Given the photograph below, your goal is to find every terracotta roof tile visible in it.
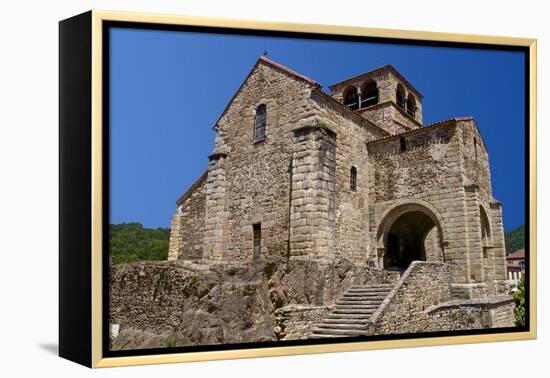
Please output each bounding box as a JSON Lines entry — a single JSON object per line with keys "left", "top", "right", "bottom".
{"left": 366, "top": 116, "right": 476, "bottom": 145}
{"left": 507, "top": 249, "right": 525, "bottom": 260}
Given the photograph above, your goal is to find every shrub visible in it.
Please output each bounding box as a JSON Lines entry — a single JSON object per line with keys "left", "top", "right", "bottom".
{"left": 513, "top": 275, "right": 526, "bottom": 327}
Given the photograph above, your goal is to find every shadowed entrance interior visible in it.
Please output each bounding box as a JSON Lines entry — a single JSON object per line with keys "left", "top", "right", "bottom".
{"left": 384, "top": 211, "right": 436, "bottom": 270}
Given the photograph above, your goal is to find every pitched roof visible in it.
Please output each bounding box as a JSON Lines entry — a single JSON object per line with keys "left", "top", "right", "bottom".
{"left": 212, "top": 56, "right": 320, "bottom": 130}
{"left": 507, "top": 249, "right": 525, "bottom": 260}
{"left": 366, "top": 116, "right": 474, "bottom": 145}
{"left": 176, "top": 170, "right": 208, "bottom": 206}
{"left": 329, "top": 64, "right": 423, "bottom": 99}
{"left": 259, "top": 55, "right": 320, "bottom": 87}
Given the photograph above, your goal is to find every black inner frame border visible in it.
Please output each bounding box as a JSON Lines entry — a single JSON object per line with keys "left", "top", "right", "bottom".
{"left": 102, "top": 20, "right": 531, "bottom": 359}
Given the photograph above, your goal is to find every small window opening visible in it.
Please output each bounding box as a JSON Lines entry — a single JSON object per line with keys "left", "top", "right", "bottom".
{"left": 350, "top": 166, "right": 357, "bottom": 191}
{"left": 474, "top": 138, "right": 478, "bottom": 163}
{"left": 253, "top": 223, "right": 262, "bottom": 260}
{"left": 254, "top": 104, "right": 266, "bottom": 142}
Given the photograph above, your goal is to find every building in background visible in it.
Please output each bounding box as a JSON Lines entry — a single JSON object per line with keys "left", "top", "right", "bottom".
{"left": 507, "top": 248, "right": 525, "bottom": 287}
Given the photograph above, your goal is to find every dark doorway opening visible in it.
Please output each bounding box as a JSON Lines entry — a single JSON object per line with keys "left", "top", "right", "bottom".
{"left": 384, "top": 211, "right": 436, "bottom": 271}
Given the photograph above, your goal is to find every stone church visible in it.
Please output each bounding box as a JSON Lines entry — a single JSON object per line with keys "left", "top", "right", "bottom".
{"left": 162, "top": 55, "right": 514, "bottom": 338}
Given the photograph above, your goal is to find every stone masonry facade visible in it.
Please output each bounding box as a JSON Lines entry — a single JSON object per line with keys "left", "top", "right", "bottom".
{"left": 154, "top": 55, "right": 515, "bottom": 343}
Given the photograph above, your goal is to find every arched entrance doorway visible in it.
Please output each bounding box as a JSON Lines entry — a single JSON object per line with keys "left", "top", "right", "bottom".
{"left": 377, "top": 203, "right": 444, "bottom": 272}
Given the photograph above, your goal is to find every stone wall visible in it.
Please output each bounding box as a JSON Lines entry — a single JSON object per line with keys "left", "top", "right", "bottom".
{"left": 289, "top": 121, "right": 337, "bottom": 261}
{"left": 425, "top": 296, "right": 515, "bottom": 330}
{"left": 384, "top": 70, "right": 423, "bottom": 125}
{"left": 367, "top": 120, "right": 507, "bottom": 298}
{"left": 306, "top": 90, "right": 385, "bottom": 265}
{"left": 368, "top": 123, "right": 460, "bottom": 204}
{"left": 204, "top": 60, "right": 316, "bottom": 262}
{"left": 359, "top": 101, "right": 421, "bottom": 134}
{"left": 168, "top": 172, "right": 207, "bottom": 261}
{"left": 460, "top": 119, "right": 508, "bottom": 294}
{"left": 368, "top": 123, "right": 465, "bottom": 276}
{"left": 366, "top": 261, "right": 452, "bottom": 335}
{"left": 274, "top": 305, "right": 331, "bottom": 340}
{"left": 200, "top": 57, "right": 392, "bottom": 264}
{"left": 110, "top": 258, "right": 399, "bottom": 349}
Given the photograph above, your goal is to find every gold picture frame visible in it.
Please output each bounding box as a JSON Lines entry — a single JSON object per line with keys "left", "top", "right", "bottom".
{"left": 59, "top": 9, "right": 537, "bottom": 368}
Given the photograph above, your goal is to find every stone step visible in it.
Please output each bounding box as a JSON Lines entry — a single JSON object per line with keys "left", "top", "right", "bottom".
{"left": 343, "top": 291, "right": 391, "bottom": 297}
{"left": 339, "top": 297, "right": 386, "bottom": 303}
{"left": 309, "top": 333, "right": 345, "bottom": 338}
{"left": 325, "top": 314, "right": 372, "bottom": 320}
{"left": 310, "top": 283, "right": 395, "bottom": 339}
{"left": 336, "top": 299, "right": 382, "bottom": 306}
{"left": 348, "top": 286, "right": 393, "bottom": 290}
{"left": 335, "top": 305, "right": 378, "bottom": 311}
{"left": 350, "top": 284, "right": 395, "bottom": 289}
{"left": 343, "top": 292, "right": 389, "bottom": 296}
{"left": 343, "top": 294, "right": 389, "bottom": 299}
{"left": 339, "top": 295, "right": 386, "bottom": 300}
{"left": 311, "top": 328, "right": 366, "bottom": 336}
{"left": 333, "top": 309, "right": 378, "bottom": 314}
{"left": 317, "top": 323, "right": 366, "bottom": 330}
{"left": 322, "top": 318, "right": 370, "bottom": 325}
{"left": 337, "top": 301, "right": 381, "bottom": 306}
{"left": 350, "top": 285, "right": 394, "bottom": 290}
{"left": 345, "top": 289, "right": 390, "bottom": 293}
{"left": 346, "top": 290, "right": 391, "bottom": 295}
{"left": 343, "top": 291, "right": 390, "bottom": 297}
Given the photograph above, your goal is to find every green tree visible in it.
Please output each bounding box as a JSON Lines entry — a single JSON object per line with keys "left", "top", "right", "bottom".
{"left": 505, "top": 225, "right": 525, "bottom": 254}
{"left": 513, "top": 274, "right": 526, "bottom": 327}
{"left": 109, "top": 223, "right": 170, "bottom": 264}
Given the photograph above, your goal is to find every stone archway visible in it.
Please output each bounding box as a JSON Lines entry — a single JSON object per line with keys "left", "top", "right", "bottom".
{"left": 376, "top": 202, "right": 444, "bottom": 271}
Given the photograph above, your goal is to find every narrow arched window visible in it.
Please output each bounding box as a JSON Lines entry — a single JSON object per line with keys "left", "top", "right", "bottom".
{"left": 396, "top": 84, "right": 405, "bottom": 109}
{"left": 480, "top": 206, "right": 492, "bottom": 259}
{"left": 406, "top": 94, "right": 416, "bottom": 117}
{"left": 254, "top": 104, "right": 267, "bottom": 142}
{"left": 361, "top": 80, "right": 379, "bottom": 108}
{"left": 343, "top": 87, "right": 359, "bottom": 110}
{"left": 350, "top": 166, "right": 357, "bottom": 191}
{"left": 474, "top": 138, "right": 478, "bottom": 163}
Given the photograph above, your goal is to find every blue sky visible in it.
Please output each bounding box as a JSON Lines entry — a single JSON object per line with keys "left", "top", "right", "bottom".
{"left": 109, "top": 27, "right": 525, "bottom": 231}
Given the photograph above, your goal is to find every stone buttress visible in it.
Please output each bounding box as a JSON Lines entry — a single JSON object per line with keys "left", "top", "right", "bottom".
{"left": 202, "top": 148, "right": 229, "bottom": 261}
{"left": 289, "top": 117, "right": 337, "bottom": 264}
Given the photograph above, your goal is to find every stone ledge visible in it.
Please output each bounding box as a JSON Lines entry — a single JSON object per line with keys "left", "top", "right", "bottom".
{"left": 292, "top": 115, "right": 337, "bottom": 135}
{"left": 425, "top": 295, "right": 513, "bottom": 314}
{"left": 368, "top": 261, "right": 448, "bottom": 326}
{"left": 208, "top": 146, "right": 229, "bottom": 160}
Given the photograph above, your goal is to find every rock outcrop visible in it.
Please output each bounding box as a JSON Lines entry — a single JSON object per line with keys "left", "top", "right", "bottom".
{"left": 109, "top": 258, "right": 399, "bottom": 350}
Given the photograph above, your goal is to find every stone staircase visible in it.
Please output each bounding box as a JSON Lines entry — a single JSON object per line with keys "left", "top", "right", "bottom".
{"left": 311, "top": 283, "right": 394, "bottom": 338}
